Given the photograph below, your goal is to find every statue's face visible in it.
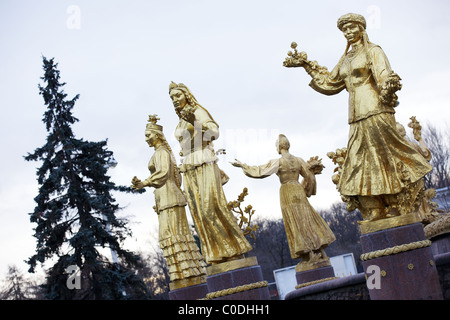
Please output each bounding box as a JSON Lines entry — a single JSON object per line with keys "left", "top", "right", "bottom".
{"left": 145, "top": 130, "right": 158, "bottom": 147}
{"left": 169, "top": 89, "right": 187, "bottom": 114}
{"left": 342, "top": 22, "right": 362, "bottom": 44}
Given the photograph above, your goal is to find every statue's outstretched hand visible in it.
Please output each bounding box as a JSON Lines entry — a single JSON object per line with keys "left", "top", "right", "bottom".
{"left": 283, "top": 42, "right": 308, "bottom": 68}
{"left": 230, "top": 159, "right": 244, "bottom": 168}
{"left": 131, "top": 176, "right": 145, "bottom": 190}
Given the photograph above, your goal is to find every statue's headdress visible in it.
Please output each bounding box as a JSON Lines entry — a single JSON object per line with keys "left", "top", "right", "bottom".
{"left": 337, "top": 13, "right": 366, "bottom": 31}
{"left": 146, "top": 114, "right": 163, "bottom": 132}
{"left": 277, "top": 134, "right": 290, "bottom": 151}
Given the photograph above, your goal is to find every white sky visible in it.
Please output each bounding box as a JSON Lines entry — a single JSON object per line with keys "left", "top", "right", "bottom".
{"left": 1, "top": 0, "right": 450, "bottom": 279}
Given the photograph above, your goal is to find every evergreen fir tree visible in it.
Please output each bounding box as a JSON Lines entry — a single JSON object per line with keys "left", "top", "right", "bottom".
{"left": 25, "top": 56, "right": 149, "bottom": 299}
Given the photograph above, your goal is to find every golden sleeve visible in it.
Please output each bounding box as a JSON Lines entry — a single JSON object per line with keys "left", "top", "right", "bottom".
{"left": 241, "top": 159, "right": 280, "bottom": 179}
{"left": 308, "top": 55, "right": 347, "bottom": 96}
{"left": 194, "top": 107, "right": 220, "bottom": 142}
{"left": 144, "top": 150, "right": 170, "bottom": 188}
{"left": 369, "top": 45, "right": 393, "bottom": 88}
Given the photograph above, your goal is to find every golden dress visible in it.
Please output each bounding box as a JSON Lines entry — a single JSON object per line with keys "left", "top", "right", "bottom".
{"left": 308, "top": 43, "right": 432, "bottom": 197}
{"left": 144, "top": 145, "right": 206, "bottom": 281}
{"left": 240, "top": 156, "right": 335, "bottom": 259}
{"left": 175, "top": 106, "right": 252, "bottom": 264}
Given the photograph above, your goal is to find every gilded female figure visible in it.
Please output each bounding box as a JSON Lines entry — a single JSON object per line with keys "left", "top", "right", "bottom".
{"left": 231, "top": 134, "right": 335, "bottom": 271}
{"left": 169, "top": 82, "right": 252, "bottom": 265}
{"left": 131, "top": 115, "right": 206, "bottom": 287}
{"left": 284, "top": 13, "right": 432, "bottom": 222}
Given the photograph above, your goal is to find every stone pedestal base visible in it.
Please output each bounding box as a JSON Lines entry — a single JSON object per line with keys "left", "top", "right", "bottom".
{"left": 430, "top": 233, "right": 450, "bottom": 256}
{"left": 285, "top": 273, "right": 369, "bottom": 300}
{"left": 169, "top": 282, "right": 209, "bottom": 300}
{"left": 360, "top": 222, "right": 443, "bottom": 300}
{"left": 435, "top": 252, "right": 450, "bottom": 300}
{"left": 295, "top": 265, "right": 336, "bottom": 289}
{"left": 424, "top": 213, "right": 450, "bottom": 255}
{"left": 204, "top": 257, "right": 270, "bottom": 300}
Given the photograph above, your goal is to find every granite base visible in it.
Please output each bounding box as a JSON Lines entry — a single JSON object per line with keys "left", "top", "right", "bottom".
{"left": 360, "top": 222, "right": 443, "bottom": 300}
{"left": 295, "top": 265, "right": 336, "bottom": 288}
{"left": 206, "top": 264, "right": 270, "bottom": 300}
{"left": 169, "top": 282, "right": 209, "bottom": 300}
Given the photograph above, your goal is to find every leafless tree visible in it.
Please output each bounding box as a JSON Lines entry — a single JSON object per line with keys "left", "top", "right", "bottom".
{"left": 421, "top": 123, "right": 450, "bottom": 189}
{"left": 134, "top": 247, "right": 170, "bottom": 300}
{"left": 0, "top": 265, "right": 44, "bottom": 300}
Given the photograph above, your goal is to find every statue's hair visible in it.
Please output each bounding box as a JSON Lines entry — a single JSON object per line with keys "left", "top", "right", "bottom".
{"left": 277, "top": 134, "right": 290, "bottom": 151}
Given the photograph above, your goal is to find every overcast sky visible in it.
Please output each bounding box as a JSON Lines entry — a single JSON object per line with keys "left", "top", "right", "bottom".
{"left": 1, "top": 0, "right": 450, "bottom": 279}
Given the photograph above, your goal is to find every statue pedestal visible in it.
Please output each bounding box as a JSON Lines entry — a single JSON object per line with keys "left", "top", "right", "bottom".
{"left": 295, "top": 264, "right": 336, "bottom": 289}
{"left": 360, "top": 219, "right": 443, "bottom": 300}
{"left": 430, "top": 233, "right": 450, "bottom": 256}
{"left": 285, "top": 273, "right": 369, "bottom": 300}
{"left": 203, "top": 256, "right": 270, "bottom": 300}
{"left": 424, "top": 213, "right": 450, "bottom": 255}
{"left": 169, "top": 276, "right": 209, "bottom": 300}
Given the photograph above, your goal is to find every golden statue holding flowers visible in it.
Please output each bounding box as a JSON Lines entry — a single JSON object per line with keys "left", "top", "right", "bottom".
{"left": 284, "top": 13, "right": 432, "bottom": 231}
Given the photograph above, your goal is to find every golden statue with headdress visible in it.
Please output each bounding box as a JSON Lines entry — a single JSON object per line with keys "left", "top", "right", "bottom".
{"left": 284, "top": 13, "right": 433, "bottom": 231}
{"left": 131, "top": 115, "right": 207, "bottom": 289}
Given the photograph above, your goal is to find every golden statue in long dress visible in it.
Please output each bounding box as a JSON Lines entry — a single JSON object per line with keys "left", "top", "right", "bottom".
{"left": 231, "top": 134, "right": 336, "bottom": 271}
{"left": 169, "top": 82, "right": 252, "bottom": 265}
{"left": 131, "top": 115, "right": 206, "bottom": 289}
{"left": 283, "top": 13, "right": 432, "bottom": 229}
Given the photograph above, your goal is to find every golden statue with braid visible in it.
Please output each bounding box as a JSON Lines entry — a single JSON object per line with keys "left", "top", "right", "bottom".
{"left": 284, "top": 13, "right": 432, "bottom": 229}
{"left": 131, "top": 115, "right": 206, "bottom": 289}
{"left": 169, "top": 82, "right": 252, "bottom": 265}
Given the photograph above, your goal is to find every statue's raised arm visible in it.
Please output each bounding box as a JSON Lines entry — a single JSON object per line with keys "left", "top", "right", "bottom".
{"left": 283, "top": 41, "right": 347, "bottom": 96}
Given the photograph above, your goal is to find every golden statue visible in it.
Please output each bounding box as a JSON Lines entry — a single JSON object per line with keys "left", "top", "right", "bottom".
{"left": 131, "top": 115, "right": 206, "bottom": 289}
{"left": 169, "top": 82, "right": 252, "bottom": 265}
{"left": 284, "top": 13, "right": 432, "bottom": 228}
{"left": 231, "top": 134, "right": 336, "bottom": 272}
